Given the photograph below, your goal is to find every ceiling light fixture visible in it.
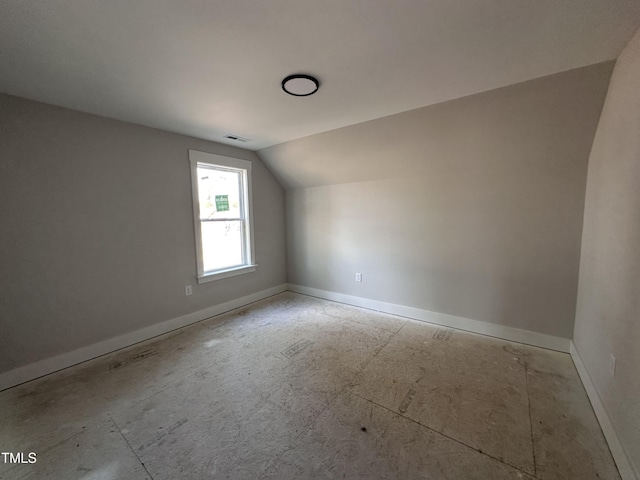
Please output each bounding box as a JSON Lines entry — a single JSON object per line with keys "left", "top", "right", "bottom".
{"left": 281, "top": 74, "right": 319, "bottom": 97}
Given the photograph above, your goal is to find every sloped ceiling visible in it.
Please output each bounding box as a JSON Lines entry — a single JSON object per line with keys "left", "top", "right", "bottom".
{"left": 1, "top": 1, "right": 639, "bottom": 153}
{"left": 259, "top": 62, "right": 615, "bottom": 189}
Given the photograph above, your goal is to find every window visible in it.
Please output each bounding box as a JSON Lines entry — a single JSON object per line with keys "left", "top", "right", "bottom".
{"left": 189, "top": 150, "right": 256, "bottom": 283}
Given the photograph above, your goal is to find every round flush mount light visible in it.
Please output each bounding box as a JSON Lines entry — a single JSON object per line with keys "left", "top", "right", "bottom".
{"left": 281, "top": 74, "right": 319, "bottom": 96}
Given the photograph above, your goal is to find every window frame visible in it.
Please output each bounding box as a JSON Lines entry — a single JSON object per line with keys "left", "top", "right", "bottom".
{"left": 189, "top": 150, "right": 256, "bottom": 283}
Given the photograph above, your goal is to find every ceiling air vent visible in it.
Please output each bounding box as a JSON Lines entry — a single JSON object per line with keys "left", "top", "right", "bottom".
{"left": 224, "top": 134, "right": 251, "bottom": 143}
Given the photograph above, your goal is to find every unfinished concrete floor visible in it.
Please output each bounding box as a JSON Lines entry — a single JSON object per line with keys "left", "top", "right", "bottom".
{"left": 0, "top": 292, "right": 619, "bottom": 479}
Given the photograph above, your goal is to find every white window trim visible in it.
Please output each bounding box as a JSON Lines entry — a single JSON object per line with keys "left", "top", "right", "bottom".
{"left": 189, "top": 150, "right": 257, "bottom": 284}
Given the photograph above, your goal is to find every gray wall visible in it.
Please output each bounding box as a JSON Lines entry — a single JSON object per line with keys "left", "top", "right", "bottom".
{"left": 574, "top": 28, "right": 640, "bottom": 476}
{"left": 0, "top": 94, "right": 286, "bottom": 374}
{"left": 268, "top": 62, "right": 614, "bottom": 339}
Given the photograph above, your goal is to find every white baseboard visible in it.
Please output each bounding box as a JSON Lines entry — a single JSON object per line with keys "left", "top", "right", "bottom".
{"left": 0, "top": 283, "right": 288, "bottom": 392}
{"left": 287, "top": 284, "right": 570, "bottom": 352}
{"left": 570, "top": 342, "right": 638, "bottom": 480}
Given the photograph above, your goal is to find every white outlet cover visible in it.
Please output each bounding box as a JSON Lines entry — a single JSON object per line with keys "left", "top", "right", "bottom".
{"left": 610, "top": 354, "right": 616, "bottom": 378}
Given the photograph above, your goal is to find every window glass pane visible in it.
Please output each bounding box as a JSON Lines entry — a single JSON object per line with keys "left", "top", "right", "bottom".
{"left": 201, "top": 221, "right": 244, "bottom": 272}
{"left": 196, "top": 166, "right": 242, "bottom": 220}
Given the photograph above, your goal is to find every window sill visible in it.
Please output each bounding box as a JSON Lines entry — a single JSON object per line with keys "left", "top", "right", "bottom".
{"left": 197, "top": 264, "right": 257, "bottom": 284}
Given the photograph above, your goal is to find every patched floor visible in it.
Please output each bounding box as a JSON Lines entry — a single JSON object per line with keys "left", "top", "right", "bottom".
{"left": 0, "top": 292, "right": 620, "bottom": 479}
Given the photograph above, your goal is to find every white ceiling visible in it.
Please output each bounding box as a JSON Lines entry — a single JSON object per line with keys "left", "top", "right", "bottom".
{"left": 1, "top": 1, "right": 640, "bottom": 151}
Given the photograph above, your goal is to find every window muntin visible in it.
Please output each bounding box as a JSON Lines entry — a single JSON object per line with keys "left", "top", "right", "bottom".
{"left": 189, "top": 150, "right": 255, "bottom": 283}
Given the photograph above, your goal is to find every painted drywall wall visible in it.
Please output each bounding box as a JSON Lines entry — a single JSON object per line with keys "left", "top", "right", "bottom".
{"left": 276, "top": 62, "right": 613, "bottom": 338}
{"left": 0, "top": 94, "right": 286, "bottom": 374}
{"left": 574, "top": 28, "right": 640, "bottom": 478}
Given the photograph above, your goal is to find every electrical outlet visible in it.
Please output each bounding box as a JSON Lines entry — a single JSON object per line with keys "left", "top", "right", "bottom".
{"left": 185, "top": 285, "right": 193, "bottom": 296}
{"left": 355, "top": 273, "right": 362, "bottom": 282}
{"left": 610, "top": 354, "right": 616, "bottom": 378}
